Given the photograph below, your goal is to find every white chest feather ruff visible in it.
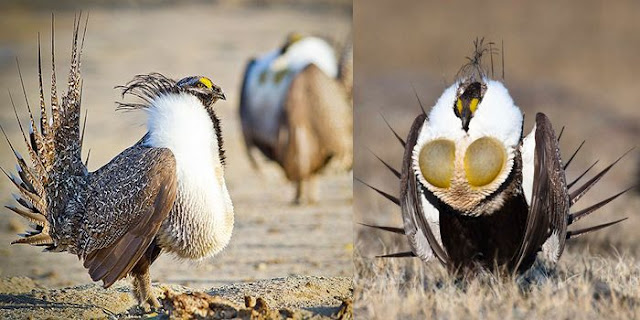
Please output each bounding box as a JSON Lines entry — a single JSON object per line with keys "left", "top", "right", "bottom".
{"left": 145, "top": 93, "right": 234, "bottom": 259}
{"left": 412, "top": 80, "right": 524, "bottom": 214}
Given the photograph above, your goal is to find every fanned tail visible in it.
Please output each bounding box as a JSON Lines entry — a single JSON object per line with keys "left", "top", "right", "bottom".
{"left": 3, "top": 14, "right": 89, "bottom": 250}
{"left": 355, "top": 177, "right": 400, "bottom": 206}
{"left": 53, "top": 13, "right": 87, "bottom": 176}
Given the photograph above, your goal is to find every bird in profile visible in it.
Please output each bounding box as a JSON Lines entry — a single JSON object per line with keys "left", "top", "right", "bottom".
{"left": 239, "top": 32, "right": 353, "bottom": 204}
{"left": 2, "top": 16, "right": 233, "bottom": 308}
{"left": 361, "top": 39, "right": 632, "bottom": 274}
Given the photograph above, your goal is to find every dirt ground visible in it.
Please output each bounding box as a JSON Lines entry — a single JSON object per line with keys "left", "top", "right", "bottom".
{"left": 354, "top": 0, "right": 640, "bottom": 318}
{"left": 0, "top": 2, "right": 353, "bottom": 318}
{"left": 0, "top": 275, "right": 353, "bottom": 319}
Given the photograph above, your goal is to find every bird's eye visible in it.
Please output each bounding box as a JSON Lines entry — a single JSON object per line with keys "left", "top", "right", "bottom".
{"left": 464, "top": 137, "right": 506, "bottom": 187}
{"left": 418, "top": 139, "right": 456, "bottom": 188}
{"left": 469, "top": 98, "right": 479, "bottom": 113}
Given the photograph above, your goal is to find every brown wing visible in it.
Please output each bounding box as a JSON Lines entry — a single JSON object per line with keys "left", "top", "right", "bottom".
{"left": 514, "top": 113, "right": 569, "bottom": 269}
{"left": 401, "top": 113, "right": 450, "bottom": 266}
{"left": 81, "top": 144, "right": 177, "bottom": 288}
{"left": 280, "top": 64, "right": 353, "bottom": 177}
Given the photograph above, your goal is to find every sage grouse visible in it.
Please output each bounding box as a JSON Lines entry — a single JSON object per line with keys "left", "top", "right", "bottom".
{"left": 361, "top": 39, "right": 631, "bottom": 274}
{"left": 239, "top": 33, "right": 353, "bottom": 204}
{"left": 2, "top": 18, "right": 233, "bottom": 308}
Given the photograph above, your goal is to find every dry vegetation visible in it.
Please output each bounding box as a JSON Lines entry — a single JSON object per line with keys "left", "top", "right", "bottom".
{"left": 354, "top": 251, "right": 640, "bottom": 319}
{"left": 354, "top": 0, "right": 640, "bottom": 318}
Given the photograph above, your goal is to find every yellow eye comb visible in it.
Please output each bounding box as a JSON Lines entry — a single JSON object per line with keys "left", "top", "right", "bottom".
{"left": 199, "top": 77, "right": 213, "bottom": 89}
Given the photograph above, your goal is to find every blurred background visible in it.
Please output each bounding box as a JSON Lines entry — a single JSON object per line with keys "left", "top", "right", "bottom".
{"left": 354, "top": 0, "right": 640, "bottom": 259}
{"left": 0, "top": 0, "right": 352, "bottom": 289}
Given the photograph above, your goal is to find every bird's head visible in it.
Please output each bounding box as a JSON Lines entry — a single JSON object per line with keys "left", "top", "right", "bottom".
{"left": 453, "top": 80, "right": 486, "bottom": 131}
{"left": 176, "top": 76, "right": 226, "bottom": 107}
{"left": 280, "top": 32, "right": 305, "bottom": 53}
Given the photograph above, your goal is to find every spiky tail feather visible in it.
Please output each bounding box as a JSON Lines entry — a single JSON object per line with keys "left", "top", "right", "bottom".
{"left": 3, "top": 14, "right": 89, "bottom": 250}
{"left": 564, "top": 147, "right": 633, "bottom": 239}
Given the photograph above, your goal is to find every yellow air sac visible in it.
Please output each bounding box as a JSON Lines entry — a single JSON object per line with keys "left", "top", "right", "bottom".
{"left": 419, "top": 139, "right": 456, "bottom": 188}
{"left": 464, "top": 137, "right": 506, "bottom": 187}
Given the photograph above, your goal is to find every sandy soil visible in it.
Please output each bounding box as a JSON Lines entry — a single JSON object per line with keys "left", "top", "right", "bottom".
{"left": 0, "top": 276, "right": 353, "bottom": 319}
{"left": 0, "top": 275, "right": 352, "bottom": 319}
{"left": 0, "top": 2, "right": 353, "bottom": 318}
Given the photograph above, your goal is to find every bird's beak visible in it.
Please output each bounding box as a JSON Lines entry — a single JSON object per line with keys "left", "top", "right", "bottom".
{"left": 216, "top": 90, "right": 227, "bottom": 101}
{"left": 460, "top": 105, "right": 472, "bottom": 131}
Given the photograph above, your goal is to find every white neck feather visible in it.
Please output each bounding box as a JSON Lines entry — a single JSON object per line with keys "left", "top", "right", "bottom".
{"left": 143, "top": 92, "right": 234, "bottom": 259}
{"left": 468, "top": 80, "right": 523, "bottom": 148}
{"left": 425, "top": 80, "right": 523, "bottom": 147}
{"left": 282, "top": 37, "right": 338, "bottom": 78}
{"left": 144, "top": 93, "right": 222, "bottom": 167}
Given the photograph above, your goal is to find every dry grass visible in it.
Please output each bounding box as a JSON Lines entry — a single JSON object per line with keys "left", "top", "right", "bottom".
{"left": 354, "top": 251, "right": 640, "bottom": 319}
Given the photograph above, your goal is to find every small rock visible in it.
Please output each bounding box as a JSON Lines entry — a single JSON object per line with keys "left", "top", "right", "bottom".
{"left": 41, "top": 270, "right": 59, "bottom": 280}
{"left": 279, "top": 308, "right": 296, "bottom": 319}
{"left": 244, "top": 295, "right": 256, "bottom": 308}
{"left": 333, "top": 297, "right": 353, "bottom": 320}
{"left": 201, "top": 263, "right": 215, "bottom": 272}
{"left": 30, "top": 267, "right": 43, "bottom": 277}
{"left": 593, "top": 280, "right": 612, "bottom": 301}
{"left": 254, "top": 297, "right": 270, "bottom": 313}
{"left": 161, "top": 288, "right": 240, "bottom": 319}
{"left": 267, "top": 227, "right": 281, "bottom": 234}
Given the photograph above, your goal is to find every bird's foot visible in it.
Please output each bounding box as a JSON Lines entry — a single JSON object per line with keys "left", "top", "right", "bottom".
{"left": 146, "top": 295, "right": 161, "bottom": 311}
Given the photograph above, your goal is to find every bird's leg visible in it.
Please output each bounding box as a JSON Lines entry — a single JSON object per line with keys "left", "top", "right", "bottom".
{"left": 292, "top": 178, "right": 318, "bottom": 205}
{"left": 132, "top": 267, "right": 160, "bottom": 311}
{"left": 306, "top": 176, "right": 318, "bottom": 205}
{"left": 244, "top": 144, "right": 262, "bottom": 174}
{"left": 293, "top": 180, "right": 303, "bottom": 205}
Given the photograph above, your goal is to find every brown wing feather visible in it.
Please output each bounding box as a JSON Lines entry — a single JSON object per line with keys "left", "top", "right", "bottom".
{"left": 82, "top": 145, "right": 177, "bottom": 288}
{"left": 401, "top": 113, "right": 450, "bottom": 265}
{"left": 515, "top": 113, "right": 569, "bottom": 269}
{"left": 279, "top": 64, "right": 352, "bottom": 180}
